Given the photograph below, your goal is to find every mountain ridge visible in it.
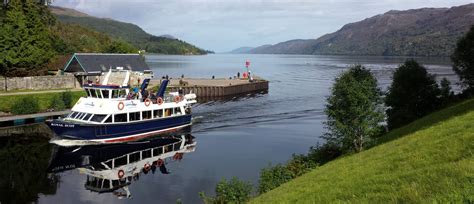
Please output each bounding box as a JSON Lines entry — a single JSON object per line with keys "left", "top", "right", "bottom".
{"left": 247, "top": 3, "right": 474, "bottom": 57}
{"left": 49, "top": 6, "right": 211, "bottom": 55}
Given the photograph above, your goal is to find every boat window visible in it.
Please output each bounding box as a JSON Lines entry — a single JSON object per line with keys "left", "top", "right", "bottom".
{"left": 75, "top": 112, "right": 85, "bottom": 119}
{"left": 153, "top": 147, "right": 163, "bottom": 156}
{"left": 85, "top": 114, "right": 94, "bottom": 121}
{"left": 165, "top": 109, "right": 173, "bottom": 117}
{"left": 104, "top": 115, "right": 112, "bottom": 123}
{"left": 105, "top": 160, "right": 113, "bottom": 168}
{"left": 114, "top": 155, "right": 128, "bottom": 167}
{"left": 96, "top": 89, "right": 103, "bottom": 98}
{"left": 153, "top": 109, "right": 163, "bottom": 118}
{"left": 164, "top": 145, "right": 171, "bottom": 153}
{"left": 114, "top": 114, "right": 127, "bottom": 123}
{"left": 142, "top": 149, "right": 151, "bottom": 159}
{"left": 90, "top": 114, "right": 107, "bottom": 123}
{"left": 173, "top": 143, "right": 180, "bottom": 150}
{"left": 142, "top": 111, "right": 152, "bottom": 120}
{"left": 103, "top": 180, "right": 110, "bottom": 189}
{"left": 69, "top": 112, "right": 78, "bottom": 118}
{"left": 101, "top": 90, "right": 110, "bottom": 99}
{"left": 129, "top": 112, "right": 140, "bottom": 121}
{"left": 129, "top": 152, "right": 140, "bottom": 163}
{"left": 85, "top": 89, "right": 91, "bottom": 97}
{"left": 98, "top": 178, "right": 104, "bottom": 188}
{"left": 112, "top": 90, "right": 119, "bottom": 98}
{"left": 119, "top": 179, "right": 127, "bottom": 185}
{"left": 89, "top": 89, "right": 96, "bottom": 98}
{"left": 174, "top": 107, "right": 181, "bottom": 115}
{"left": 82, "top": 113, "right": 92, "bottom": 120}
{"left": 112, "top": 180, "right": 119, "bottom": 187}
{"left": 119, "top": 89, "right": 127, "bottom": 98}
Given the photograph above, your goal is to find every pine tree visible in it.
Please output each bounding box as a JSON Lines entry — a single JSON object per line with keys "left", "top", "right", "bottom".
{"left": 385, "top": 59, "right": 441, "bottom": 129}
{"left": 0, "top": 0, "right": 55, "bottom": 77}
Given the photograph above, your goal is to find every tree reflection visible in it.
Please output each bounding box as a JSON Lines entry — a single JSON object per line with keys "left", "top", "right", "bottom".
{"left": 0, "top": 132, "right": 58, "bottom": 203}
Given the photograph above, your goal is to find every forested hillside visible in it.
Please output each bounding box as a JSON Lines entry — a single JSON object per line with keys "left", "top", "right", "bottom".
{"left": 50, "top": 6, "right": 210, "bottom": 55}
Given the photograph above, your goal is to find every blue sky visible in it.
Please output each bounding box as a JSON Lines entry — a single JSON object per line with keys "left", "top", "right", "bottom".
{"left": 52, "top": 0, "right": 473, "bottom": 52}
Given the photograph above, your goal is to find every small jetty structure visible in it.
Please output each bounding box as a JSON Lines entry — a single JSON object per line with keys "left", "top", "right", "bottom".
{"left": 152, "top": 77, "right": 269, "bottom": 99}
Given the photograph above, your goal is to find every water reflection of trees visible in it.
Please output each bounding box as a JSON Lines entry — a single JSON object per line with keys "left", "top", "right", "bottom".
{"left": 0, "top": 134, "right": 58, "bottom": 204}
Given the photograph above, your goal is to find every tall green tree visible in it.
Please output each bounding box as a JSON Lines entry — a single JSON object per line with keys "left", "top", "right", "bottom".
{"left": 0, "top": 0, "right": 55, "bottom": 77}
{"left": 324, "top": 65, "right": 384, "bottom": 153}
{"left": 452, "top": 25, "right": 474, "bottom": 93}
{"left": 385, "top": 59, "right": 441, "bottom": 130}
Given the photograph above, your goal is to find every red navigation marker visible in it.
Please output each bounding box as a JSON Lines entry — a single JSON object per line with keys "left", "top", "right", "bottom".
{"left": 245, "top": 60, "right": 250, "bottom": 68}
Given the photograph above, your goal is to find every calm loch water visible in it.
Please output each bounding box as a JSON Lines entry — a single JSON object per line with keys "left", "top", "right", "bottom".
{"left": 0, "top": 54, "right": 455, "bottom": 204}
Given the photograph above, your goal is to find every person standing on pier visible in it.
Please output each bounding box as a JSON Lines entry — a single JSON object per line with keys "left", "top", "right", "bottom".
{"left": 237, "top": 72, "right": 240, "bottom": 78}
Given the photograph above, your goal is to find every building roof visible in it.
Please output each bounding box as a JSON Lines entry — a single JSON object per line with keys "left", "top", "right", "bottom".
{"left": 63, "top": 53, "right": 150, "bottom": 73}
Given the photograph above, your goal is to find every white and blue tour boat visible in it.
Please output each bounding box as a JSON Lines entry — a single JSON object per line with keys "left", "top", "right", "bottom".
{"left": 47, "top": 69, "right": 197, "bottom": 143}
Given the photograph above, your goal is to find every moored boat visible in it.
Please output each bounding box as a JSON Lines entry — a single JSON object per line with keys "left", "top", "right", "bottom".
{"left": 47, "top": 69, "right": 197, "bottom": 143}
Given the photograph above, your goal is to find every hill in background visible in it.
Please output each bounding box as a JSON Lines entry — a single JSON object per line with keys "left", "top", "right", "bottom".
{"left": 249, "top": 3, "right": 474, "bottom": 57}
{"left": 226, "top": 47, "right": 255, "bottom": 54}
{"left": 49, "top": 6, "right": 211, "bottom": 55}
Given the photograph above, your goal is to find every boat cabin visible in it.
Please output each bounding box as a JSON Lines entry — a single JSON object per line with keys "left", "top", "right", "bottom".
{"left": 83, "top": 85, "right": 130, "bottom": 99}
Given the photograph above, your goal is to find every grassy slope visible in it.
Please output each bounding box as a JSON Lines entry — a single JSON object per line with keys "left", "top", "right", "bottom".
{"left": 251, "top": 99, "right": 474, "bottom": 203}
{"left": 0, "top": 91, "right": 85, "bottom": 113}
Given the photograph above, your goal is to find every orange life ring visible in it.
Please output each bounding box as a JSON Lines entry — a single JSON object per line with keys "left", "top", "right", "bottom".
{"left": 157, "top": 97, "right": 163, "bottom": 105}
{"left": 117, "top": 101, "right": 125, "bottom": 110}
{"left": 144, "top": 98, "right": 151, "bottom": 106}
{"left": 156, "top": 159, "right": 164, "bottom": 167}
{"left": 118, "top": 169, "right": 125, "bottom": 178}
{"left": 174, "top": 96, "right": 181, "bottom": 103}
{"left": 144, "top": 163, "right": 151, "bottom": 171}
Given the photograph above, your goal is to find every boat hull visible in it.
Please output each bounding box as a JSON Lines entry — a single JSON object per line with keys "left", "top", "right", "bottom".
{"left": 47, "top": 115, "right": 192, "bottom": 143}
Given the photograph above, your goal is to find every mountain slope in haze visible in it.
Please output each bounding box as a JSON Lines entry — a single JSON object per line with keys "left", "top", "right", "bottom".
{"left": 250, "top": 3, "right": 474, "bottom": 57}
{"left": 227, "top": 47, "right": 255, "bottom": 54}
{"left": 49, "top": 6, "right": 210, "bottom": 55}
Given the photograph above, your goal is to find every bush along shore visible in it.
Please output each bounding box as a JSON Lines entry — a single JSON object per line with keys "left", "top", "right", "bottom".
{"left": 0, "top": 90, "right": 84, "bottom": 116}
{"left": 200, "top": 25, "right": 474, "bottom": 203}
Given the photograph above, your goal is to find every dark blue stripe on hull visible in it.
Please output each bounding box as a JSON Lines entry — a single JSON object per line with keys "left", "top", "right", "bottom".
{"left": 48, "top": 115, "right": 192, "bottom": 141}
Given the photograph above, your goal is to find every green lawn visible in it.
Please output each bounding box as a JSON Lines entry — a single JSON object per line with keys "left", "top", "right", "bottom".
{"left": 251, "top": 99, "right": 474, "bottom": 203}
{"left": 0, "top": 90, "right": 85, "bottom": 113}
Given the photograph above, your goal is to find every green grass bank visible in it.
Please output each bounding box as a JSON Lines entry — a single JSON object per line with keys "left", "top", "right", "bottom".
{"left": 251, "top": 99, "right": 474, "bottom": 203}
{"left": 0, "top": 90, "right": 85, "bottom": 113}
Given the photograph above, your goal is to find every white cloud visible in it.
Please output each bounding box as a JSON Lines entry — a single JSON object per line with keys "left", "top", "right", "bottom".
{"left": 52, "top": 0, "right": 474, "bottom": 52}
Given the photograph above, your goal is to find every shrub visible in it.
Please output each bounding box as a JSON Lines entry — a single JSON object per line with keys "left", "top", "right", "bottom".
{"left": 307, "top": 143, "right": 343, "bottom": 165}
{"left": 49, "top": 95, "right": 65, "bottom": 111}
{"left": 11, "top": 97, "right": 40, "bottom": 115}
{"left": 200, "top": 177, "right": 253, "bottom": 204}
{"left": 258, "top": 164, "right": 293, "bottom": 194}
{"left": 61, "top": 90, "right": 73, "bottom": 109}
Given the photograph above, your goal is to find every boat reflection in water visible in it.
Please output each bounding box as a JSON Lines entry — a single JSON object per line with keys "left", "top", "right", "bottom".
{"left": 47, "top": 133, "right": 196, "bottom": 199}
